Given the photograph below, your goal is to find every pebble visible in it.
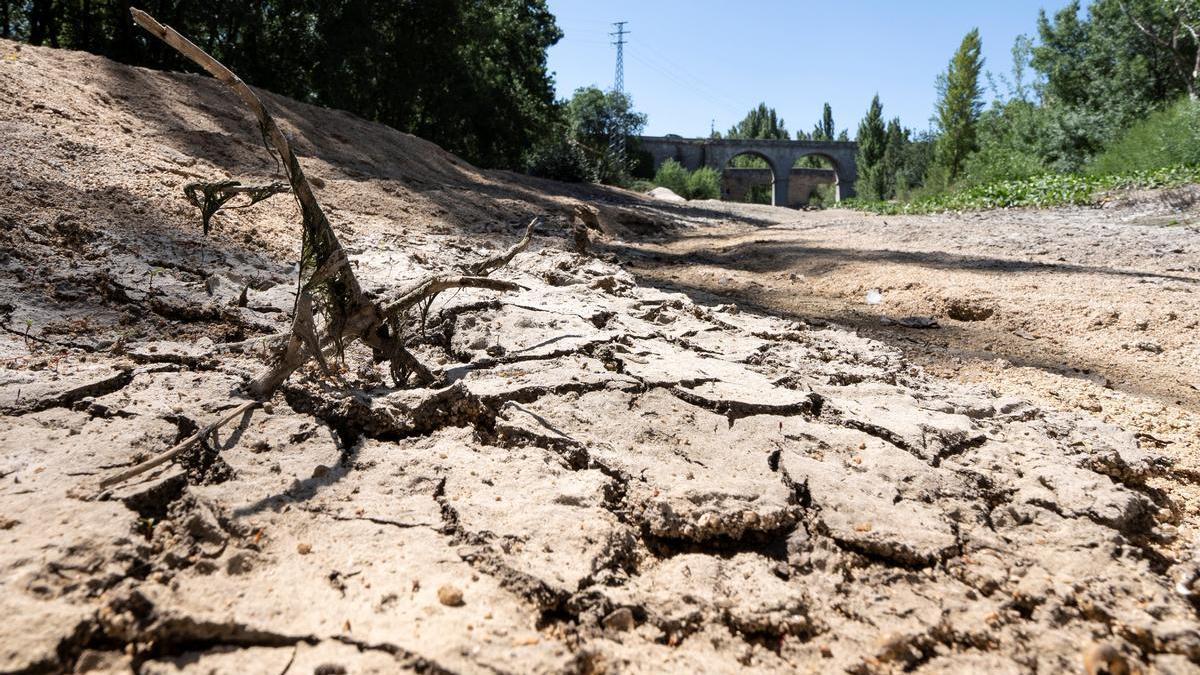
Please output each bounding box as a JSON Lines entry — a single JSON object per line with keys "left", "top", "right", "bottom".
{"left": 602, "top": 607, "right": 635, "bottom": 632}
{"left": 296, "top": 542, "right": 312, "bottom": 555}
{"left": 438, "top": 584, "right": 464, "bottom": 607}
{"left": 1135, "top": 341, "right": 1163, "bottom": 354}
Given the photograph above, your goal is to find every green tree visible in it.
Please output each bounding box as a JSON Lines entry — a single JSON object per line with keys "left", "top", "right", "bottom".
{"left": 855, "top": 95, "right": 888, "bottom": 199}
{"left": 931, "top": 28, "right": 985, "bottom": 185}
{"left": 812, "top": 103, "right": 836, "bottom": 141}
{"left": 3, "top": 0, "right": 564, "bottom": 171}
{"left": 875, "top": 118, "right": 908, "bottom": 199}
{"left": 961, "top": 98, "right": 1053, "bottom": 184}
{"left": 564, "top": 86, "right": 647, "bottom": 184}
{"left": 727, "top": 103, "right": 789, "bottom": 140}
{"left": 1120, "top": 0, "right": 1200, "bottom": 100}
{"left": 1031, "top": 0, "right": 1195, "bottom": 161}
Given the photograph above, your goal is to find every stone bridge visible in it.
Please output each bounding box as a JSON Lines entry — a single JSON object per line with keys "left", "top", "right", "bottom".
{"left": 638, "top": 136, "right": 858, "bottom": 206}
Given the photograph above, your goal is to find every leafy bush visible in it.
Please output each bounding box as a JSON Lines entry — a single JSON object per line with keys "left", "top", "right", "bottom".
{"left": 685, "top": 167, "right": 721, "bottom": 200}
{"left": 653, "top": 159, "right": 690, "bottom": 197}
{"left": 1089, "top": 98, "right": 1200, "bottom": 176}
{"left": 846, "top": 165, "right": 1200, "bottom": 215}
{"left": 629, "top": 180, "right": 657, "bottom": 193}
{"left": 523, "top": 135, "right": 593, "bottom": 183}
{"left": 961, "top": 146, "right": 1046, "bottom": 186}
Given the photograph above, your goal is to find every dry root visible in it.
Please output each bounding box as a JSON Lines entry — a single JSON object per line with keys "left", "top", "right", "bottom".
{"left": 131, "top": 8, "right": 538, "bottom": 399}
{"left": 94, "top": 10, "right": 540, "bottom": 492}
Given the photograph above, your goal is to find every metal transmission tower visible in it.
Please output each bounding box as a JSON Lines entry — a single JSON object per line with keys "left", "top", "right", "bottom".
{"left": 608, "top": 21, "right": 630, "bottom": 175}
{"left": 611, "top": 21, "right": 628, "bottom": 93}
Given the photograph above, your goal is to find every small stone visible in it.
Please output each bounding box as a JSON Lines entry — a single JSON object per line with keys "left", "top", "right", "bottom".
{"left": 296, "top": 542, "right": 312, "bottom": 555}
{"left": 1082, "top": 643, "right": 1129, "bottom": 675}
{"left": 602, "top": 607, "right": 635, "bottom": 632}
{"left": 438, "top": 584, "right": 464, "bottom": 607}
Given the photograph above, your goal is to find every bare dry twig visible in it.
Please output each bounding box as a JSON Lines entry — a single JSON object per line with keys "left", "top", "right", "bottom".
{"left": 98, "top": 400, "right": 259, "bottom": 489}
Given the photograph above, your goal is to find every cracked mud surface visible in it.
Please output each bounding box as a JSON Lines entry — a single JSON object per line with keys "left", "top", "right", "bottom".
{"left": 2, "top": 40, "right": 1199, "bottom": 674}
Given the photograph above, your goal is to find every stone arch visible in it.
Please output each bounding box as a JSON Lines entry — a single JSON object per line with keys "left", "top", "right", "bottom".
{"left": 719, "top": 150, "right": 787, "bottom": 206}
{"left": 792, "top": 151, "right": 843, "bottom": 204}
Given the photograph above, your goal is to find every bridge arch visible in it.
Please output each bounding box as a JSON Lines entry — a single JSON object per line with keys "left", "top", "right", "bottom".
{"left": 792, "top": 152, "right": 842, "bottom": 204}
{"left": 721, "top": 150, "right": 783, "bottom": 205}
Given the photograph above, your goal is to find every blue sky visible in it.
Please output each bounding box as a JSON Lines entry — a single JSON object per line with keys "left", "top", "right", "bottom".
{"left": 546, "top": 0, "right": 1076, "bottom": 137}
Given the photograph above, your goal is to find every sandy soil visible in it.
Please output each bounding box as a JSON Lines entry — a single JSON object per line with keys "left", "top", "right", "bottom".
{"left": 1, "top": 39, "right": 1199, "bottom": 675}
{"left": 616, "top": 198, "right": 1200, "bottom": 537}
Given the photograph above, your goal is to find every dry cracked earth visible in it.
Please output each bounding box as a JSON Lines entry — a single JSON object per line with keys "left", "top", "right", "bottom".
{"left": 1, "top": 39, "right": 1199, "bottom": 675}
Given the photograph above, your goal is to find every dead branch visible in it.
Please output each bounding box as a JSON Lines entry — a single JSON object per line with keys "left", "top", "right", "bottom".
{"left": 131, "top": 8, "right": 538, "bottom": 396}
{"left": 468, "top": 218, "right": 539, "bottom": 276}
{"left": 98, "top": 400, "right": 258, "bottom": 489}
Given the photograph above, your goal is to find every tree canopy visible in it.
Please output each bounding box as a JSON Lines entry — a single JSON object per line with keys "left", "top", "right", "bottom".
{"left": 931, "top": 28, "right": 985, "bottom": 185}
{"left": 0, "top": 0, "right": 563, "bottom": 170}
{"left": 855, "top": 95, "right": 888, "bottom": 199}
{"left": 725, "top": 103, "right": 790, "bottom": 140}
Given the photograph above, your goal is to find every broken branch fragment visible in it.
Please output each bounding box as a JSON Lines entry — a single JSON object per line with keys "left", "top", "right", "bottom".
{"left": 468, "top": 217, "right": 539, "bottom": 276}
{"left": 98, "top": 400, "right": 259, "bottom": 489}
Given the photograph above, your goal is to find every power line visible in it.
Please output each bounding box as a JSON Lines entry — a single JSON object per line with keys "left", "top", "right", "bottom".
{"left": 627, "top": 51, "right": 744, "bottom": 117}
{"left": 634, "top": 39, "right": 747, "bottom": 115}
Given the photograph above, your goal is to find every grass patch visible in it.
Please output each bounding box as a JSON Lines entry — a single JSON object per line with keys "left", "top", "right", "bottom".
{"left": 1090, "top": 98, "right": 1200, "bottom": 176}
{"left": 846, "top": 165, "right": 1200, "bottom": 215}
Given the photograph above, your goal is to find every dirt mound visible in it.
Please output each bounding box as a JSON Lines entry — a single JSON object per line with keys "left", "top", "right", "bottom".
{"left": 1, "top": 40, "right": 1198, "bottom": 674}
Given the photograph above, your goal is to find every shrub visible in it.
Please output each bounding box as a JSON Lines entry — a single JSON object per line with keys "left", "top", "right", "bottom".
{"left": 629, "top": 180, "right": 657, "bottom": 193}
{"left": 685, "top": 167, "right": 720, "bottom": 200}
{"left": 653, "top": 159, "right": 690, "bottom": 197}
{"left": 1089, "top": 98, "right": 1200, "bottom": 176}
{"left": 523, "top": 135, "right": 593, "bottom": 183}
{"left": 961, "top": 146, "right": 1046, "bottom": 186}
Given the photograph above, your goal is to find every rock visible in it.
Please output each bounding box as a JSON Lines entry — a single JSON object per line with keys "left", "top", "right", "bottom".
{"left": 437, "top": 584, "right": 464, "bottom": 607}
{"left": 297, "top": 542, "right": 312, "bottom": 555}
{"left": 897, "top": 316, "right": 939, "bottom": 329}
{"left": 1136, "top": 341, "right": 1163, "bottom": 353}
{"left": 647, "top": 187, "right": 686, "bottom": 203}
{"left": 1082, "top": 643, "right": 1131, "bottom": 675}
{"left": 602, "top": 608, "right": 635, "bottom": 632}
{"left": 572, "top": 223, "right": 590, "bottom": 254}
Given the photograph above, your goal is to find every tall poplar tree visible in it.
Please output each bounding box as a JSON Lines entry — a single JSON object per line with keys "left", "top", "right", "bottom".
{"left": 813, "top": 103, "right": 836, "bottom": 141}
{"left": 855, "top": 95, "right": 888, "bottom": 199}
{"left": 931, "top": 28, "right": 985, "bottom": 184}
